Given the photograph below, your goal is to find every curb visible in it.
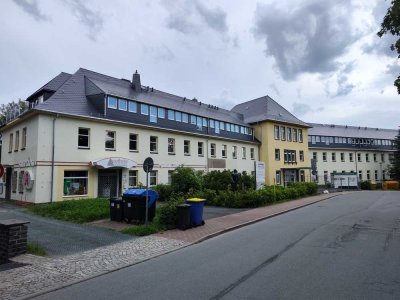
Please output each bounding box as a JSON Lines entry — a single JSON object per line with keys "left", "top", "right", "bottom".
{"left": 17, "top": 192, "right": 347, "bottom": 300}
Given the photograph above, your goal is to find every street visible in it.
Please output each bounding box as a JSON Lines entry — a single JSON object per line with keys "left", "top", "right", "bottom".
{"left": 34, "top": 191, "right": 400, "bottom": 300}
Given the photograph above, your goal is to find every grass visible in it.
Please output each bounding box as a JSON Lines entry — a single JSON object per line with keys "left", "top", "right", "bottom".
{"left": 27, "top": 242, "right": 47, "bottom": 256}
{"left": 26, "top": 198, "right": 109, "bottom": 223}
{"left": 121, "top": 213, "right": 166, "bottom": 236}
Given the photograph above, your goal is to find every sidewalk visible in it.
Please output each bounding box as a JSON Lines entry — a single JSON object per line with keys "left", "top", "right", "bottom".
{"left": 0, "top": 192, "right": 345, "bottom": 300}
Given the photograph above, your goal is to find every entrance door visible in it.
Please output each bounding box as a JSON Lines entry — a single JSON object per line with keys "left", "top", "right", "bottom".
{"left": 284, "top": 170, "right": 297, "bottom": 186}
{"left": 5, "top": 167, "right": 12, "bottom": 200}
{"left": 98, "top": 170, "right": 119, "bottom": 198}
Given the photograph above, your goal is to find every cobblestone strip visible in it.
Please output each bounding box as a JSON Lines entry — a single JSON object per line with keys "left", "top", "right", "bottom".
{"left": 0, "top": 236, "right": 188, "bottom": 300}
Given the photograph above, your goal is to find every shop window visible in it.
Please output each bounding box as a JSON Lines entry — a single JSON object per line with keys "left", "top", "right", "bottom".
{"left": 12, "top": 171, "right": 17, "bottom": 193}
{"left": 105, "top": 131, "right": 116, "bottom": 150}
{"left": 22, "top": 127, "right": 27, "bottom": 149}
{"left": 63, "top": 171, "right": 88, "bottom": 196}
{"left": 150, "top": 136, "right": 158, "bottom": 153}
{"left": 149, "top": 171, "right": 157, "bottom": 186}
{"left": 129, "top": 134, "right": 138, "bottom": 151}
{"left": 210, "top": 143, "right": 216, "bottom": 157}
{"left": 78, "top": 128, "right": 90, "bottom": 148}
{"left": 168, "top": 138, "right": 175, "bottom": 154}
{"left": 129, "top": 170, "right": 138, "bottom": 187}
{"left": 184, "top": 140, "right": 190, "bottom": 155}
{"left": 198, "top": 142, "right": 204, "bottom": 156}
{"left": 18, "top": 171, "right": 24, "bottom": 193}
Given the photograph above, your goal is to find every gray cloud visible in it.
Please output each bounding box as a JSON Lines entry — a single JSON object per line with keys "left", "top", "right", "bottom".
{"left": 334, "top": 74, "right": 355, "bottom": 97}
{"left": 63, "top": 0, "right": 103, "bottom": 40}
{"left": 293, "top": 102, "right": 312, "bottom": 116}
{"left": 385, "top": 63, "right": 400, "bottom": 77}
{"left": 163, "top": 0, "right": 228, "bottom": 36}
{"left": 254, "top": 0, "right": 359, "bottom": 80}
{"left": 13, "top": 0, "right": 49, "bottom": 21}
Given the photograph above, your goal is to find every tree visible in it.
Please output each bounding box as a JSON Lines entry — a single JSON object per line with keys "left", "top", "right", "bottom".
{"left": 0, "top": 99, "right": 28, "bottom": 124}
{"left": 378, "top": 0, "right": 400, "bottom": 93}
{"left": 389, "top": 129, "right": 400, "bottom": 180}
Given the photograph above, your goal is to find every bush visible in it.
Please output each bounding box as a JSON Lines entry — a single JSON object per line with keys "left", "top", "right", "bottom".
{"left": 360, "top": 180, "right": 372, "bottom": 190}
{"left": 171, "top": 166, "right": 202, "bottom": 194}
{"left": 238, "top": 171, "right": 256, "bottom": 190}
{"left": 203, "top": 170, "right": 233, "bottom": 191}
{"left": 153, "top": 184, "right": 174, "bottom": 201}
{"left": 158, "top": 195, "right": 185, "bottom": 229}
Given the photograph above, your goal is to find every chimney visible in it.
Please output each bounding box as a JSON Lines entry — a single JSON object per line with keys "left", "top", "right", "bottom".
{"left": 131, "top": 70, "right": 141, "bottom": 91}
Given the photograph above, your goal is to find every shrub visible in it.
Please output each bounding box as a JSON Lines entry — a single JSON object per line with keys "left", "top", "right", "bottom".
{"left": 360, "top": 180, "right": 372, "bottom": 190}
{"left": 239, "top": 171, "right": 256, "bottom": 190}
{"left": 171, "top": 166, "right": 202, "bottom": 194}
{"left": 203, "top": 170, "right": 233, "bottom": 191}
{"left": 158, "top": 195, "right": 185, "bottom": 229}
{"left": 153, "top": 184, "right": 174, "bottom": 201}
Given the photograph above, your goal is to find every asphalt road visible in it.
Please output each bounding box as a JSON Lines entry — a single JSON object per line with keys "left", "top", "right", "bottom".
{"left": 34, "top": 191, "right": 400, "bottom": 299}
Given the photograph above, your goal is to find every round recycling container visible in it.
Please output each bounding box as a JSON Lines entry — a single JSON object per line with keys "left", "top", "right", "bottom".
{"left": 185, "top": 198, "right": 206, "bottom": 226}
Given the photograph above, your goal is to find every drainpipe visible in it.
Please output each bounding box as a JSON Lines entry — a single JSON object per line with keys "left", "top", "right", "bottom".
{"left": 50, "top": 114, "right": 59, "bottom": 202}
{"left": 354, "top": 150, "right": 359, "bottom": 188}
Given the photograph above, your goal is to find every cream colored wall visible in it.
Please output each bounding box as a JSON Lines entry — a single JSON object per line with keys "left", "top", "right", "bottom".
{"left": 254, "top": 121, "right": 311, "bottom": 185}
{"left": 309, "top": 148, "right": 392, "bottom": 184}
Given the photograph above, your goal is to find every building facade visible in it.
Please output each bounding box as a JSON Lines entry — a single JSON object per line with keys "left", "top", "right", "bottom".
{"left": 0, "top": 69, "right": 259, "bottom": 203}
{"left": 308, "top": 123, "right": 397, "bottom": 185}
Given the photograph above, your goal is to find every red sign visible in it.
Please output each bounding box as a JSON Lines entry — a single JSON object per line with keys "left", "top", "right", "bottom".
{"left": 0, "top": 164, "right": 4, "bottom": 178}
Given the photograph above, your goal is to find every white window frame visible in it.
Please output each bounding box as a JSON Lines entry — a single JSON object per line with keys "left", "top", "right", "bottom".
{"left": 78, "top": 128, "right": 90, "bottom": 149}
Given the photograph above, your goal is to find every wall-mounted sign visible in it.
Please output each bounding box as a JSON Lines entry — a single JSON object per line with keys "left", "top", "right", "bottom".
{"left": 18, "top": 159, "right": 36, "bottom": 168}
{"left": 255, "top": 161, "right": 265, "bottom": 190}
{"left": 24, "top": 170, "right": 34, "bottom": 190}
{"left": 91, "top": 157, "right": 137, "bottom": 169}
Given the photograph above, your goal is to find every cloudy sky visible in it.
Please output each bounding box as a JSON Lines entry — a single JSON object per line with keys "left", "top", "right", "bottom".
{"left": 1, "top": 0, "right": 399, "bottom": 129}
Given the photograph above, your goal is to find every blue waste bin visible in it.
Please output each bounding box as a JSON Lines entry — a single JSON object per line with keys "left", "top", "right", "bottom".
{"left": 185, "top": 198, "right": 206, "bottom": 226}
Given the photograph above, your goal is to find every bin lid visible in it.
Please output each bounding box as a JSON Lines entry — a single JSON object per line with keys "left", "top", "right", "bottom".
{"left": 123, "top": 189, "right": 159, "bottom": 207}
{"left": 186, "top": 198, "right": 206, "bottom": 202}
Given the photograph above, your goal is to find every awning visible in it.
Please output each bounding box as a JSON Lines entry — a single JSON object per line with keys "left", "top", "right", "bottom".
{"left": 91, "top": 157, "right": 137, "bottom": 169}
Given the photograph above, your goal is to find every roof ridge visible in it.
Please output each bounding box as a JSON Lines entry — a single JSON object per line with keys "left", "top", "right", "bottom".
{"left": 308, "top": 122, "right": 398, "bottom": 131}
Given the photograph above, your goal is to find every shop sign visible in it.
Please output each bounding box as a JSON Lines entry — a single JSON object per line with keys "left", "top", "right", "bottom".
{"left": 91, "top": 157, "right": 137, "bottom": 169}
{"left": 24, "top": 170, "right": 34, "bottom": 190}
{"left": 18, "top": 159, "right": 36, "bottom": 168}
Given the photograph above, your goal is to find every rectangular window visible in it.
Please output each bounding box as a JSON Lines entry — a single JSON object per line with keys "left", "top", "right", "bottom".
{"left": 198, "top": 142, "right": 204, "bottom": 156}
{"left": 197, "top": 116, "right": 202, "bottom": 131}
{"left": 366, "top": 153, "right": 370, "bottom": 162}
{"left": 108, "top": 96, "right": 117, "bottom": 109}
{"left": 287, "top": 128, "right": 292, "bottom": 142}
{"left": 280, "top": 126, "right": 286, "bottom": 141}
{"left": 381, "top": 153, "right": 385, "bottom": 162}
{"left": 118, "top": 99, "right": 127, "bottom": 110}
{"left": 105, "top": 131, "right": 115, "bottom": 150}
{"left": 232, "top": 146, "right": 237, "bottom": 159}
{"left": 168, "top": 138, "right": 175, "bottom": 154}
{"left": 158, "top": 107, "right": 165, "bottom": 118}
{"left": 15, "top": 130, "right": 19, "bottom": 151}
{"left": 215, "top": 121, "right": 220, "bottom": 133}
{"left": 332, "top": 152, "right": 336, "bottom": 162}
{"left": 276, "top": 171, "right": 281, "bottom": 185}
{"left": 191, "top": 115, "right": 197, "bottom": 125}
{"left": 358, "top": 153, "right": 362, "bottom": 162}
{"left": 359, "top": 170, "right": 362, "bottom": 180}
{"left": 324, "top": 171, "right": 328, "bottom": 183}
{"left": 349, "top": 153, "right": 354, "bottom": 162}
{"left": 250, "top": 148, "right": 255, "bottom": 160}
{"left": 242, "top": 147, "right": 246, "bottom": 159}
{"left": 374, "top": 170, "right": 378, "bottom": 180}
{"left": 300, "top": 150, "right": 304, "bottom": 161}
{"left": 150, "top": 136, "right": 158, "bottom": 153}
{"left": 203, "top": 118, "right": 208, "bottom": 127}
{"left": 341, "top": 153, "right": 345, "bottom": 162}
{"left": 274, "top": 126, "right": 279, "bottom": 140}
{"left": 168, "top": 110, "right": 175, "bottom": 120}
{"left": 63, "top": 171, "right": 88, "bottom": 196}
{"left": 235, "top": 125, "right": 239, "bottom": 133}
{"left": 316, "top": 136, "right": 320, "bottom": 143}
{"left": 210, "top": 119, "right": 215, "bottom": 128}
{"left": 129, "top": 170, "right": 138, "bottom": 187}
{"left": 323, "top": 152, "right": 327, "bottom": 162}
{"left": 373, "top": 153, "right": 377, "bottom": 162}
{"left": 293, "top": 128, "right": 298, "bottom": 142}
{"left": 78, "top": 128, "right": 90, "bottom": 148}
{"left": 128, "top": 101, "right": 137, "bottom": 113}
{"left": 168, "top": 170, "right": 173, "bottom": 185}
{"left": 21, "top": 127, "right": 27, "bottom": 149}
{"left": 176, "top": 111, "right": 182, "bottom": 122}
{"left": 18, "top": 171, "right": 24, "bottom": 193}
{"left": 220, "top": 122, "right": 225, "bottom": 131}
{"left": 222, "top": 145, "right": 227, "bottom": 158}
{"left": 275, "top": 149, "right": 280, "bottom": 161}
{"left": 210, "top": 143, "right": 216, "bottom": 157}
{"left": 367, "top": 170, "right": 371, "bottom": 180}
{"left": 9, "top": 133, "right": 13, "bottom": 152}
{"left": 226, "top": 123, "right": 231, "bottom": 132}
{"left": 141, "top": 104, "right": 149, "bottom": 115}
{"left": 298, "top": 129, "right": 303, "bottom": 143}
{"left": 240, "top": 126, "right": 245, "bottom": 134}
{"left": 313, "top": 152, "right": 317, "bottom": 160}
{"left": 182, "top": 113, "right": 188, "bottom": 123}
{"left": 129, "top": 134, "right": 138, "bottom": 151}
{"left": 149, "top": 170, "right": 157, "bottom": 186}
{"left": 149, "top": 106, "right": 157, "bottom": 123}
{"left": 184, "top": 140, "right": 190, "bottom": 155}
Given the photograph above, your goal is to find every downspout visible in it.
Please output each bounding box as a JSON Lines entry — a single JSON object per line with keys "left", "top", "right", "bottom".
{"left": 50, "top": 114, "right": 59, "bottom": 202}
{"left": 354, "top": 150, "right": 359, "bottom": 188}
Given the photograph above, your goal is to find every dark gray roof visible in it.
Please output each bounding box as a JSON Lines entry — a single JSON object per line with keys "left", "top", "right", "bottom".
{"left": 27, "top": 72, "right": 72, "bottom": 101}
{"left": 35, "top": 68, "right": 248, "bottom": 126}
{"left": 308, "top": 123, "right": 398, "bottom": 139}
{"left": 231, "top": 96, "right": 311, "bottom": 127}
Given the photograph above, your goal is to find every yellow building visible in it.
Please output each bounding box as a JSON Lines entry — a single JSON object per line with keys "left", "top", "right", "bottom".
{"left": 232, "top": 96, "right": 311, "bottom": 186}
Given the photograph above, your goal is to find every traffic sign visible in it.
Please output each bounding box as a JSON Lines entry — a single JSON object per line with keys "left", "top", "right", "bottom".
{"left": 143, "top": 157, "right": 154, "bottom": 173}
